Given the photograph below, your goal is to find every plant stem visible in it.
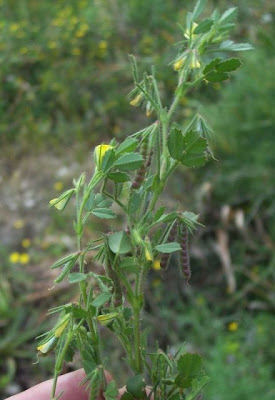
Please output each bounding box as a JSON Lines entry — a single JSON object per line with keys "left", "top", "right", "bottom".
{"left": 133, "top": 306, "right": 143, "bottom": 373}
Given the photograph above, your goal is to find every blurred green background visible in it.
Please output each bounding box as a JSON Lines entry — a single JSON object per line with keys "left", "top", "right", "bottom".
{"left": 0, "top": 0, "right": 274, "bottom": 398}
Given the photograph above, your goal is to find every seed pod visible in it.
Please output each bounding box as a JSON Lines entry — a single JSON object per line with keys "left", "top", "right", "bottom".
{"left": 180, "top": 225, "right": 191, "bottom": 281}
{"left": 146, "top": 150, "right": 154, "bottom": 167}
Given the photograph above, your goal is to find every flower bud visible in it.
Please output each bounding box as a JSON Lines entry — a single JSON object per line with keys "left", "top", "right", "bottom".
{"left": 94, "top": 144, "right": 113, "bottom": 168}
{"left": 49, "top": 189, "right": 74, "bottom": 211}
{"left": 97, "top": 312, "right": 118, "bottom": 326}
{"left": 173, "top": 57, "right": 185, "bottom": 71}
{"left": 130, "top": 93, "right": 143, "bottom": 107}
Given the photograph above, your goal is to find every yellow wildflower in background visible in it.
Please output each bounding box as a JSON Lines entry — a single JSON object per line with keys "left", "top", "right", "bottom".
{"left": 228, "top": 321, "right": 238, "bottom": 331}
{"left": 54, "top": 181, "right": 64, "bottom": 191}
{"left": 19, "top": 253, "right": 30, "bottom": 264}
{"left": 9, "top": 252, "right": 20, "bottom": 263}
{"left": 22, "top": 238, "right": 31, "bottom": 248}
{"left": 13, "top": 219, "right": 24, "bottom": 229}
{"left": 153, "top": 260, "right": 161, "bottom": 270}
{"left": 98, "top": 40, "right": 107, "bottom": 50}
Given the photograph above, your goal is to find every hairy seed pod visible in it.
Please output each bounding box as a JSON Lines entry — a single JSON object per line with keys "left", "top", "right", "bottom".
{"left": 180, "top": 225, "right": 191, "bottom": 281}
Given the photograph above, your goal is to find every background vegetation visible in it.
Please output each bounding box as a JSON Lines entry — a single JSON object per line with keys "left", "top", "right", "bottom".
{"left": 0, "top": 0, "right": 274, "bottom": 399}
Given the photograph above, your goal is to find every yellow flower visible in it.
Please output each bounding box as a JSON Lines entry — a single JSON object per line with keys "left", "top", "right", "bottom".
{"left": 228, "top": 321, "right": 238, "bottom": 332}
{"left": 94, "top": 144, "right": 113, "bottom": 168}
{"left": 54, "top": 181, "right": 64, "bottom": 191}
{"left": 22, "top": 238, "right": 31, "bottom": 248}
{"left": 98, "top": 40, "right": 107, "bottom": 50}
{"left": 10, "top": 23, "right": 20, "bottom": 32}
{"left": 54, "top": 315, "right": 70, "bottom": 338}
{"left": 130, "top": 93, "right": 143, "bottom": 107}
{"left": 19, "top": 253, "right": 30, "bottom": 264}
{"left": 49, "top": 189, "right": 74, "bottom": 211}
{"left": 97, "top": 313, "right": 118, "bottom": 326}
{"left": 153, "top": 260, "right": 161, "bottom": 270}
{"left": 184, "top": 22, "right": 198, "bottom": 39}
{"left": 37, "top": 336, "right": 58, "bottom": 355}
{"left": 9, "top": 252, "right": 20, "bottom": 263}
{"left": 19, "top": 47, "right": 28, "bottom": 55}
{"left": 13, "top": 219, "right": 24, "bottom": 229}
{"left": 47, "top": 41, "right": 57, "bottom": 49}
{"left": 173, "top": 57, "right": 185, "bottom": 71}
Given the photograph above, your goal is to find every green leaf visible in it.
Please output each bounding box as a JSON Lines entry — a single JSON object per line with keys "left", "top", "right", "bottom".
{"left": 126, "top": 375, "right": 146, "bottom": 399}
{"left": 219, "top": 7, "right": 238, "bottom": 24}
{"left": 114, "top": 153, "right": 144, "bottom": 171}
{"left": 156, "top": 242, "right": 181, "bottom": 253}
{"left": 181, "top": 130, "right": 207, "bottom": 167}
{"left": 85, "top": 193, "right": 112, "bottom": 211}
{"left": 175, "top": 353, "right": 203, "bottom": 389}
{"left": 101, "top": 148, "right": 116, "bottom": 172}
{"left": 108, "top": 231, "right": 132, "bottom": 254}
{"left": 117, "top": 138, "right": 139, "bottom": 154}
{"left": 143, "top": 175, "right": 155, "bottom": 191}
{"left": 192, "top": 0, "right": 207, "bottom": 20}
{"left": 168, "top": 127, "right": 185, "bottom": 161}
{"left": 180, "top": 211, "right": 201, "bottom": 231}
{"left": 186, "top": 375, "right": 210, "bottom": 400}
{"left": 54, "top": 256, "right": 79, "bottom": 283}
{"left": 120, "top": 393, "right": 133, "bottom": 400}
{"left": 50, "top": 253, "right": 79, "bottom": 270}
{"left": 119, "top": 257, "right": 140, "bottom": 273}
{"left": 168, "top": 394, "right": 181, "bottom": 400}
{"left": 193, "top": 18, "right": 214, "bottom": 34}
{"left": 220, "top": 40, "right": 253, "bottom": 52}
{"left": 104, "top": 381, "right": 119, "bottom": 400}
{"left": 68, "top": 273, "right": 87, "bottom": 283}
{"left": 92, "top": 292, "right": 112, "bottom": 307}
{"left": 107, "top": 171, "right": 130, "bottom": 182}
{"left": 203, "top": 58, "right": 221, "bottom": 74}
{"left": 216, "top": 58, "right": 242, "bottom": 72}
{"left": 153, "top": 206, "right": 166, "bottom": 222}
{"left": 205, "top": 71, "right": 229, "bottom": 82}
{"left": 92, "top": 208, "right": 116, "bottom": 219}
{"left": 156, "top": 211, "right": 178, "bottom": 224}
{"left": 128, "top": 190, "right": 142, "bottom": 215}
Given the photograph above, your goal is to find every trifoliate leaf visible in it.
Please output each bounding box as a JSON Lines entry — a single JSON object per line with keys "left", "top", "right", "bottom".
{"left": 108, "top": 231, "right": 131, "bottom": 254}
{"left": 156, "top": 242, "right": 181, "bottom": 253}
{"left": 104, "top": 381, "right": 119, "bottom": 400}
{"left": 68, "top": 273, "right": 87, "bottom": 283}
{"left": 107, "top": 171, "right": 130, "bottom": 182}
{"left": 168, "top": 127, "right": 185, "bottom": 161}
{"left": 114, "top": 153, "right": 144, "bottom": 171}
{"left": 175, "top": 353, "right": 203, "bottom": 389}
{"left": 92, "top": 292, "right": 112, "bottom": 308}
{"left": 193, "top": 18, "right": 214, "bottom": 34}
{"left": 92, "top": 208, "right": 116, "bottom": 219}
{"left": 126, "top": 375, "right": 146, "bottom": 399}
{"left": 117, "top": 138, "right": 139, "bottom": 154}
{"left": 181, "top": 130, "right": 207, "bottom": 167}
{"left": 205, "top": 71, "right": 229, "bottom": 82}
{"left": 203, "top": 58, "right": 221, "bottom": 74}
{"left": 216, "top": 58, "right": 242, "bottom": 72}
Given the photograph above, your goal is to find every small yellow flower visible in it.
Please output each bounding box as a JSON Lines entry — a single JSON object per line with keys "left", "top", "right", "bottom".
{"left": 37, "top": 336, "right": 58, "bottom": 354}
{"left": 97, "top": 313, "right": 118, "bottom": 326}
{"left": 13, "top": 219, "right": 24, "bottom": 229}
{"left": 94, "top": 144, "right": 113, "bottom": 168}
{"left": 130, "top": 93, "right": 143, "bottom": 107}
{"left": 19, "top": 253, "right": 30, "bottom": 264}
{"left": 54, "top": 315, "right": 70, "bottom": 338}
{"left": 22, "top": 238, "right": 31, "bottom": 248}
{"left": 9, "top": 252, "right": 20, "bottom": 263}
{"left": 98, "top": 40, "right": 107, "bottom": 50}
{"left": 47, "top": 41, "right": 57, "bottom": 49}
{"left": 184, "top": 22, "right": 198, "bottom": 39}
{"left": 173, "top": 57, "right": 185, "bottom": 71}
{"left": 153, "top": 260, "right": 161, "bottom": 270}
{"left": 228, "top": 321, "right": 238, "bottom": 332}
{"left": 49, "top": 197, "right": 67, "bottom": 211}
{"left": 10, "top": 23, "right": 20, "bottom": 32}
{"left": 54, "top": 181, "right": 64, "bottom": 191}
{"left": 19, "top": 47, "right": 28, "bottom": 55}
